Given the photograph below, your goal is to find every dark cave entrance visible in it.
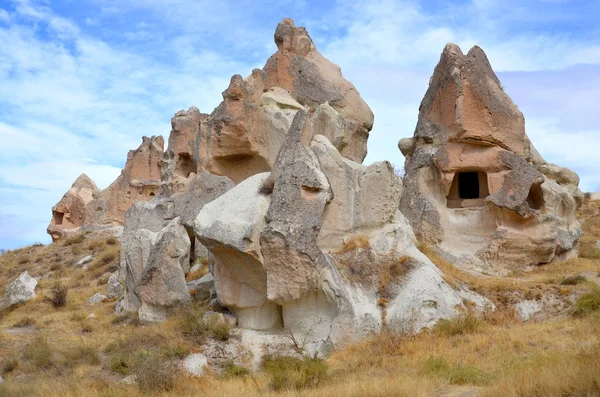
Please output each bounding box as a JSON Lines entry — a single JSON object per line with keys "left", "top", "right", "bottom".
{"left": 447, "top": 171, "right": 489, "bottom": 208}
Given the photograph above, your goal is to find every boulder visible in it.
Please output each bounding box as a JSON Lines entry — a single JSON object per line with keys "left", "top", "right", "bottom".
{"left": 46, "top": 174, "right": 98, "bottom": 242}
{"left": 75, "top": 255, "right": 94, "bottom": 267}
{"left": 0, "top": 271, "right": 37, "bottom": 311}
{"left": 135, "top": 218, "right": 191, "bottom": 323}
{"left": 398, "top": 44, "right": 582, "bottom": 274}
{"left": 195, "top": 172, "right": 279, "bottom": 330}
{"left": 181, "top": 353, "right": 208, "bottom": 377}
{"left": 106, "top": 273, "right": 124, "bottom": 300}
{"left": 88, "top": 293, "right": 106, "bottom": 305}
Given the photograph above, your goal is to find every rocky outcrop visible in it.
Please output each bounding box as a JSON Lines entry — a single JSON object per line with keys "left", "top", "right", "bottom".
{"left": 85, "top": 136, "right": 164, "bottom": 228}
{"left": 116, "top": 170, "right": 233, "bottom": 318}
{"left": 0, "top": 272, "right": 37, "bottom": 311}
{"left": 47, "top": 137, "right": 164, "bottom": 242}
{"left": 399, "top": 44, "right": 583, "bottom": 275}
{"left": 47, "top": 174, "right": 98, "bottom": 242}
{"left": 195, "top": 111, "right": 480, "bottom": 354}
{"left": 185, "top": 18, "right": 373, "bottom": 184}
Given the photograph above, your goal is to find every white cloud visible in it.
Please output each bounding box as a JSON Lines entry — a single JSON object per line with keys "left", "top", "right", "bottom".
{"left": 0, "top": 8, "right": 10, "bottom": 22}
{"left": 0, "top": 0, "right": 599, "bottom": 248}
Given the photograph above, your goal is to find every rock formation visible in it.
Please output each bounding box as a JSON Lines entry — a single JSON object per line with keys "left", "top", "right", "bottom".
{"left": 165, "top": 18, "right": 374, "bottom": 185}
{"left": 194, "top": 111, "right": 484, "bottom": 354}
{"left": 399, "top": 44, "right": 583, "bottom": 275}
{"left": 46, "top": 19, "right": 584, "bottom": 358}
{"left": 85, "top": 136, "right": 164, "bottom": 228}
{"left": 47, "top": 136, "right": 164, "bottom": 241}
{"left": 47, "top": 174, "right": 98, "bottom": 241}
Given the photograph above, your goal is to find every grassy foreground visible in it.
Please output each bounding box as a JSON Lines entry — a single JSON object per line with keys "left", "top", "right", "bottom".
{"left": 0, "top": 199, "right": 599, "bottom": 396}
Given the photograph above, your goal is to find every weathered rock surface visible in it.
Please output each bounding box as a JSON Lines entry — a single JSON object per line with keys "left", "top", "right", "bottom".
{"left": 88, "top": 293, "right": 106, "bottom": 305}
{"left": 181, "top": 353, "right": 208, "bottom": 377}
{"left": 0, "top": 271, "right": 37, "bottom": 311}
{"left": 195, "top": 111, "right": 480, "bottom": 354}
{"left": 86, "top": 136, "right": 164, "bottom": 228}
{"left": 135, "top": 218, "right": 191, "bottom": 322}
{"left": 399, "top": 44, "right": 583, "bottom": 275}
{"left": 177, "top": 18, "right": 374, "bottom": 184}
{"left": 47, "top": 174, "right": 98, "bottom": 242}
{"left": 117, "top": 170, "right": 233, "bottom": 319}
{"left": 106, "top": 273, "right": 124, "bottom": 300}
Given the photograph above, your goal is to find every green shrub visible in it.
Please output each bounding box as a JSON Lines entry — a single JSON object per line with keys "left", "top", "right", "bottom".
{"left": 207, "top": 316, "right": 231, "bottom": 341}
{"left": 262, "top": 355, "right": 328, "bottom": 391}
{"left": 222, "top": 359, "right": 250, "bottom": 378}
{"left": 180, "top": 306, "right": 209, "bottom": 344}
{"left": 560, "top": 275, "right": 587, "bottom": 285}
{"left": 573, "top": 285, "right": 600, "bottom": 317}
{"left": 433, "top": 313, "right": 481, "bottom": 337}
{"left": 424, "top": 356, "right": 489, "bottom": 385}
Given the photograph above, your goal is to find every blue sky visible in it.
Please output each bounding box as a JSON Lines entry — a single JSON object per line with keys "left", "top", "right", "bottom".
{"left": 1, "top": 0, "right": 599, "bottom": 249}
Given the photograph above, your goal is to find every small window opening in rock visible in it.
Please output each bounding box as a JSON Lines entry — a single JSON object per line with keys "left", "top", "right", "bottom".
{"left": 53, "top": 211, "right": 64, "bottom": 225}
{"left": 149, "top": 192, "right": 155, "bottom": 197}
{"left": 527, "top": 183, "right": 544, "bottom": 210}
{"left": 447, "top": 171, "right": 489, "bottom": 208}
{"left": 175, "top": 153, "right": 195, "bottom": 178}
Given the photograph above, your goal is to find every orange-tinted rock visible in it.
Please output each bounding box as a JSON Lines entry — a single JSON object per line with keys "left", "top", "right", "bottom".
{"left": 160, "top": 18, "right": 375, "bottom": 184}
{"left": 399, "top": 44, "right": 583, "bottom": 275}
{"left": 46, "top": 174, "right": 98, "bottom": 241}
{"left": 85, "top": 136, "right": 164, "bottom": 227}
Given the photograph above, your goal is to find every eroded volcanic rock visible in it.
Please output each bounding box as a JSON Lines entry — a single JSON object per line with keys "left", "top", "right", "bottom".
{"left": 399, "top": 44, "right": 583, "bottom": 275}
{"left": 47, "top": 174, "right": 99, "bottom": 242}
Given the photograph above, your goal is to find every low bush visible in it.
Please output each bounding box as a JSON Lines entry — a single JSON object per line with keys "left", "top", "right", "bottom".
{"left": 135, "top": 355, "right": 179, "bottom": 393}
{"left": 262, "top": 354, "right": 328, "bottom": 391}
{"left": 48, "top": 284, "right": 68, "bottom": 308}
{"left": 573, "top": 284, "right": 600, "bottom": 317}
{"left": 434, "top": 313, "right": 481, "bottom": 337}
{"left": 560, "top": 275, "right": 587, "bottom": 285}
{"left": 12, "top": 316, "right": 36, "bottom": 328}
{"left": 222, "top": 359, "right": 250, "bottom": 378}
{"left": 62, "top": 234, "right": 85, "bottom": 246}
{"left": 424, "top": 356, "right": 489, "bottom": 385}
{"left": 23, "top": 337, "right": 54, "bottom": 369}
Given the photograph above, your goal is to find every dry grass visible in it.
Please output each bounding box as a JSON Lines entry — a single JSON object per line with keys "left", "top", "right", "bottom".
{"left": 335, "top": 235, "right": 370, "bottom": 254}
{"left": 1, "top": 205, "right": 600, "bottom": 396}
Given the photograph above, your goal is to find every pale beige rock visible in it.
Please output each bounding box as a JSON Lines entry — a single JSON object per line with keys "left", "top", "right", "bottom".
{"left": 47, "top": 174, "right": 98, "bottom": 242}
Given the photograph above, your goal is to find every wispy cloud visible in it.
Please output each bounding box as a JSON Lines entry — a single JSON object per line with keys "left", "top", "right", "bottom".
{"left": 0, "top": 0, "right": 598, "bottom": 249}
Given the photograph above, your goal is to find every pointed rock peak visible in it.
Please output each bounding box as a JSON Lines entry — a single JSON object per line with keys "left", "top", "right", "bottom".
{"left": 273, "top": 17, "right": 315, "bottom": 56}
{"left": 441, "top": 43, "right": 464, "bottom": 58}
{"left": 72, "top": 173, "right": 98, "bottom": 189}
